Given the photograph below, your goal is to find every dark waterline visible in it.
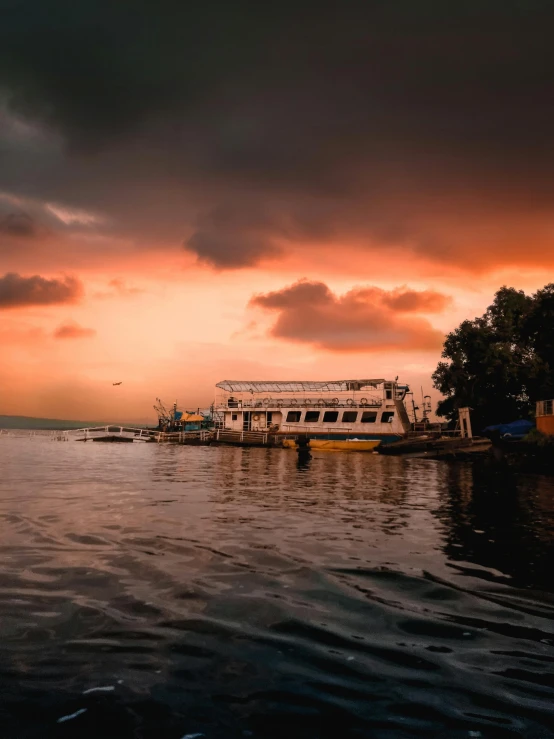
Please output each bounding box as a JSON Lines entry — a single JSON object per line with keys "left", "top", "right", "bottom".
{"left": 1, "top": 438, "right": 553, "bottom": 738}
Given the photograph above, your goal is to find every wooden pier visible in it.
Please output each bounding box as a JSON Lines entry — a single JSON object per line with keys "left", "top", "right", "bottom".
{"left": 210, "top": 429, "right": 280, "bottom": 447}
{"left": 50, "top": 426, "right": 213, "bottom": 444}
{"left": 376, "top": 434, "right": 491, "bottom": 458}
{"left": 2, "top": 425, "right": 280, "bottom": 447}
{"left": 55, "top": 426, "right": 280, "bottom": 447}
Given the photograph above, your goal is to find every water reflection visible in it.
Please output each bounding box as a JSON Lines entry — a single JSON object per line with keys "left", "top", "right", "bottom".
{"left": 296, "top": 449, "right": 312, "bottom": 470}
{"left": 436, "top": 460, "right": 554, "bottom": 591}
{"left": 0, "top": 439, "right": 553, "bottom": 738}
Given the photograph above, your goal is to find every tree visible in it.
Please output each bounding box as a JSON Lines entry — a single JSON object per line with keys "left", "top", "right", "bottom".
{"left": 523, "top": 283, "right": 554, "bottom": 401}
{"left": 432, "top": 285, "right": 553, "bottom": 431}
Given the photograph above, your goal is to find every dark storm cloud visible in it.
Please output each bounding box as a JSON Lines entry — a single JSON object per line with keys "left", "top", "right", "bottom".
{"left": 0, "top": 273, "right": 83, "bottom": 308}
{"left": 250, "top": 280, "right": 447, "bottom": 351}
{"left": 1, "top": 1, "right": 553, "bottom": 268}
{"left": 0, "top": 212, "right": 36, "bottom": 237}
{"left": 185, "top": 201, "right": 291, "bottom": 267}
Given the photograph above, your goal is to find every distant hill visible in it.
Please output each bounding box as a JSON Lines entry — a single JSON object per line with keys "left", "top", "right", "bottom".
{"left": 0, "top": 415, "right": 149, "bottom": 430}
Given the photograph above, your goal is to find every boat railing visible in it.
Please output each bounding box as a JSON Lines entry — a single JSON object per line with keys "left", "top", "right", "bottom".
{"left": 281, "top": 425, "right": 354, "bottom": 434}
{"left": 217, "top": 398, "right": 383, "bottom": 410}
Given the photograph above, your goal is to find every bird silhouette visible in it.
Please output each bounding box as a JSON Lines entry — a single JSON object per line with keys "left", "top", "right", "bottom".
{"left": 112, "top": 382, "right": 122, "bottom": 386}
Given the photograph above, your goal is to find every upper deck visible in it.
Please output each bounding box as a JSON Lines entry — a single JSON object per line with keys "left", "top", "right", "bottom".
{"left": 214, "top": 379, "right": 408, "bottom": 410}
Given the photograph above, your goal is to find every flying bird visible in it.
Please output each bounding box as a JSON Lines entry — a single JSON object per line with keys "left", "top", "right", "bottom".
{"left": 112, "top": 382, "right": 122, "bottom": 386}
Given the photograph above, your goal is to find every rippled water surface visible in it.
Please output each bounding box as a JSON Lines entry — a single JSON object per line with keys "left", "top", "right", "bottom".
{"left": 1, "top": 437, "right": 554, "bottom": 738}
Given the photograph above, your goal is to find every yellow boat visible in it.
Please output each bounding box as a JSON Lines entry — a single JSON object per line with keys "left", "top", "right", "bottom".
{"left": 282, "top": 438, "right": 381, "bottom": 452}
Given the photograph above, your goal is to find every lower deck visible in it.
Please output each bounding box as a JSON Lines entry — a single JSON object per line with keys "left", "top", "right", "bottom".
{"left": 216, "top": 405, "right": 408, "bottom": 441}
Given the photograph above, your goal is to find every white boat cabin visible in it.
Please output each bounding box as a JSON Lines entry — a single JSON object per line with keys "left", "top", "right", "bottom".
{"left": 213, "top": 379, "right": 411, "bottom": 442}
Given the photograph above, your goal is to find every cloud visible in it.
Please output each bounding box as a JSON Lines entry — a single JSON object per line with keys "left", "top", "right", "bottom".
{"left": 250, "top": 280, "right": 447, "bottom": 352}
{"left": 0, "top": 273, "right": 83, "bottom": 309}
{"left": 0, "top": 212, "right": 37, "bottom": 237}
{"left": 94, "top": 278, "right": 145, "bottom": 299}
{"left": 1, "top": 1, "right": 554, "bottom": 272}
{"left": 187, "top": 227, "right": 281, "bottom": 269}
{"left": 366, "top": 287, "right": 451, "bottom": 313}
{"left": 53, "top": 322, "right": 96, "bottom": 339}
{"left": 45, "top": 203, "right": 102, "bottom": 226}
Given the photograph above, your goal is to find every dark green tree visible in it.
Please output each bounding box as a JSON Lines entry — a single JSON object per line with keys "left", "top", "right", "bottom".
{"left": 523, "top": 283, "right": 554, "bottom": 401}
{"left": 432, "top": 285, "right": 554, "bottom": 431}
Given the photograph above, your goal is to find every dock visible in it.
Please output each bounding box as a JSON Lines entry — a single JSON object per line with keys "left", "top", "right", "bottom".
{"left": 50, "top": 426, "right": 280, "bottom": 447}
{"left": 376, "top": 434, "right": 491, "bottom": 459}
{"left": 51, "top": 426, "right": 213, "bottom": 444}
{"left": 210, "top": 429, "right": 280, "bottom": 447}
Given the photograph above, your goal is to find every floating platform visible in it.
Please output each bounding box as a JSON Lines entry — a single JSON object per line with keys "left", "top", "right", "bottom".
{"left": 376, "top": 435, "right": 491, "bottom": 458}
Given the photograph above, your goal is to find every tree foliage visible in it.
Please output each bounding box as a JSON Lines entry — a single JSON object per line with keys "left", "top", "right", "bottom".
{"left": 432, "top": 284, "right": 554, "bottom": 430}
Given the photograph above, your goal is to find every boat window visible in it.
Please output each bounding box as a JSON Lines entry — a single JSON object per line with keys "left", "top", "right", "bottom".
{"left": 232, "top": 414, "right": 238, "bottom": 421}
{"left": 305, "top": 410, "right": 320, "bottom": 422}
{"left": 361, "top": 411, "right": 377, "bottom": 423}
{"left": 381, "top": 411, "right": 395, "bottom": 423}
{"left": 286, "top": 411, "right": 302, "bottom": 423}
{"left": 342, "top": 411, "right": 358, "bottom": 423}
{"left": 267, "top": 412, "right": 273, "bottom": 423}
{"left": 323, "top": 411, "right": 339, "bottom": 423}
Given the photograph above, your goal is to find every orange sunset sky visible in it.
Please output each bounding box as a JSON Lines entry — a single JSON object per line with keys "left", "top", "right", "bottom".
{"left": 1, "top": 1, "right": 553, "bottom": 422}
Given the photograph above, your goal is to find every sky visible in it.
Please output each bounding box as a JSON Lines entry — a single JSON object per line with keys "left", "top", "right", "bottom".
{"left": 1, "top": 0, "right": 553, "bottom": 422}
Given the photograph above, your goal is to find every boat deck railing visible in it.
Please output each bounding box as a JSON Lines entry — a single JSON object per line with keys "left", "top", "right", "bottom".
{"left": 281, "top": 425, "right": 354, "bottom": 434}
{"left": 217, "top": 398, "right": 384, "bottom": 410}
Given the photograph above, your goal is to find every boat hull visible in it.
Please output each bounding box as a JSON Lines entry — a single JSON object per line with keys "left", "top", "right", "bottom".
{"left": 282, "top": 438, "right": 382, "bottom": 452}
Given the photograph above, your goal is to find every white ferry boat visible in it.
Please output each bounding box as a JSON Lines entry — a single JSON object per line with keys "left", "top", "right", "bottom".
{"left": 213, "top": 379, "right": 411, "bottom": 451}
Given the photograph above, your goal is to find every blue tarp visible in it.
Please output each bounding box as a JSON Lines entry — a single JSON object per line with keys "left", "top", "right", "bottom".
{"left": 483, "top": 419, "right": 535, "bottom": 439}
{"left": 184, "top": 423, "right": 201, "bottom": 431}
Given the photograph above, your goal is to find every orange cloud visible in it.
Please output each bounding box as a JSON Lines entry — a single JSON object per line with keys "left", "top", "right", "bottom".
{"left": 93, "top": 278, "right": 145, "bottom": 299}
{"left": 0, "top": 273, "right": 83, "bottom": 309}
{"left": 53, "top": 322, "right": 96, "bottom": 339}
{"left": 250, "top": 280, "right": 447, "bottom": 352}
{"left": 379, "top": 287, "right": 452, "bottom": 313}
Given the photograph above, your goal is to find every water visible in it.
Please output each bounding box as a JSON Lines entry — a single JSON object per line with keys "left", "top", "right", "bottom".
{"left": 1, "top": 437, "right": 554, "bottom": 739}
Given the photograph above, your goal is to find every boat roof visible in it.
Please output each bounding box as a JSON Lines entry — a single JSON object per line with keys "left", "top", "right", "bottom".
{"left": 216, "top": 379, "right": 386, "bottom": 393}
{"left": 183, "top": 413, "right": 204, "bottom": 422}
